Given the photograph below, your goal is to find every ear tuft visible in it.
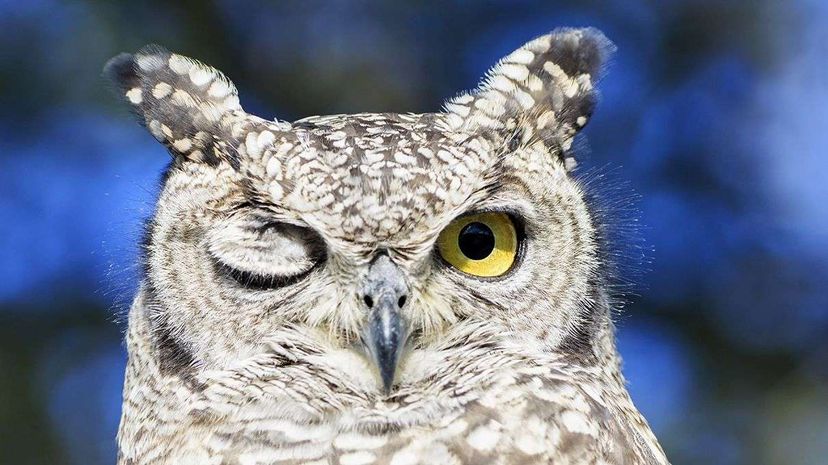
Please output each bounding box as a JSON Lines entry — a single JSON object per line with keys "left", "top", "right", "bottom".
{"left": 444, "top": 28, "right": 615, "bottom": 171}
{"left": 104, "top": 45, "right": 244, "bottom": 164}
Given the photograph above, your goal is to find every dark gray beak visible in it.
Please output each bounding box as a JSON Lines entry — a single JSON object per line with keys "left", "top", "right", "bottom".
{"left": 360, "top": 255, "right": 409, "bottom": 394}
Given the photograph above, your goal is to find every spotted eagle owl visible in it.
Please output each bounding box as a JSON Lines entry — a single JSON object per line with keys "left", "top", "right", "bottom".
{"left": 105, "top": 27, "right": 669, "bottom": 464}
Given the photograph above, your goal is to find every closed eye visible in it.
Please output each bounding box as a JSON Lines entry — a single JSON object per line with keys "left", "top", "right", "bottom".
{"left": 217, "top": 260, "right": 319, "bottom": 291}
{"left": 206, "top": 216, "right": 326, "bottom": 290}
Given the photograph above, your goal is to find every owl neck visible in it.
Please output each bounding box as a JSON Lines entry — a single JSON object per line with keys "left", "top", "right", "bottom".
{"left": 554, "top": 286, "right": 627, "bottom": 390}
{"left": 590, "top": 299, "right": 625, "bottom": 381}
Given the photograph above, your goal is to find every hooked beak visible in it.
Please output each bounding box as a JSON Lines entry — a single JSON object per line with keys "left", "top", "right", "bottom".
{"left": 359, "top": 254, "right": 410, "bottom": 394}
{"left": 362, "top": 298, "right": 407, "bottom": 394}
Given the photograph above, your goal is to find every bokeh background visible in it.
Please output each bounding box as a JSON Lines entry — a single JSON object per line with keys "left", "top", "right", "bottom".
{"left": 1, "top": 1, "right": 827, "bottom": 464}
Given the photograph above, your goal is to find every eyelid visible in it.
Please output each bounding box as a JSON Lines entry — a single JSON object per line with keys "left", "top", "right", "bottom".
{"left": 449, "top": 207, "right": 528, "bottom": 238}
{"left": 455, "top": 192, "right": 535, "bottom": 223}
{"left": 217, "top": 258, "right": 319, "bottom": 291}
{"left": 206, "top": 217, "right": 326, "bottom": 288}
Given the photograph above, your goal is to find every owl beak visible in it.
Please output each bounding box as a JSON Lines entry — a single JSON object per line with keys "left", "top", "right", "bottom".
{"left": 363, "top": 299, "right": 407, "bottom": 394}
{"left": 360, "top": 254, "right": 410, "bottom": 394}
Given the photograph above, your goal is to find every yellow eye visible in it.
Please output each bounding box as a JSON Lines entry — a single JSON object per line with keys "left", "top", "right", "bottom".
{"left": 437, "top": 212, "right": 518, "bottom": 277}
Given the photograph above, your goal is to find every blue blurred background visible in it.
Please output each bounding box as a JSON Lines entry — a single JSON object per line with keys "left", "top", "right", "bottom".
{"left": 1, "top": 1, "right": 827, "bottom": 464}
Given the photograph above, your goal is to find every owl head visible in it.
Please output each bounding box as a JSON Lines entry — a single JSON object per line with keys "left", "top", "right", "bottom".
{"left": 106, "top": 28, "right": 616, "bottom": 394}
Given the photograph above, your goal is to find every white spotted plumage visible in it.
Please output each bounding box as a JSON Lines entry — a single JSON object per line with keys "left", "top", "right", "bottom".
{"left": 106, "top": 27, "right": 669, "bottom": 465}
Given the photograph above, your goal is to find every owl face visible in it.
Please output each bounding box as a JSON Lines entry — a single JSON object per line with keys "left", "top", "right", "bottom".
{"left": 110, "top": 29, "right": 613, "bottom": 393}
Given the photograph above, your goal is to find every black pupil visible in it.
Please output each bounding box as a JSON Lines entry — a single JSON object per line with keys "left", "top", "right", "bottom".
{"left": 458, "top": 222, "right": 496, "bottom": 260}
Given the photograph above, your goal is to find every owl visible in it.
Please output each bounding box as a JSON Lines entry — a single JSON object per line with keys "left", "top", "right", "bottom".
{"left": 106, "top": 28, "right": 669, "bottom": 464}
